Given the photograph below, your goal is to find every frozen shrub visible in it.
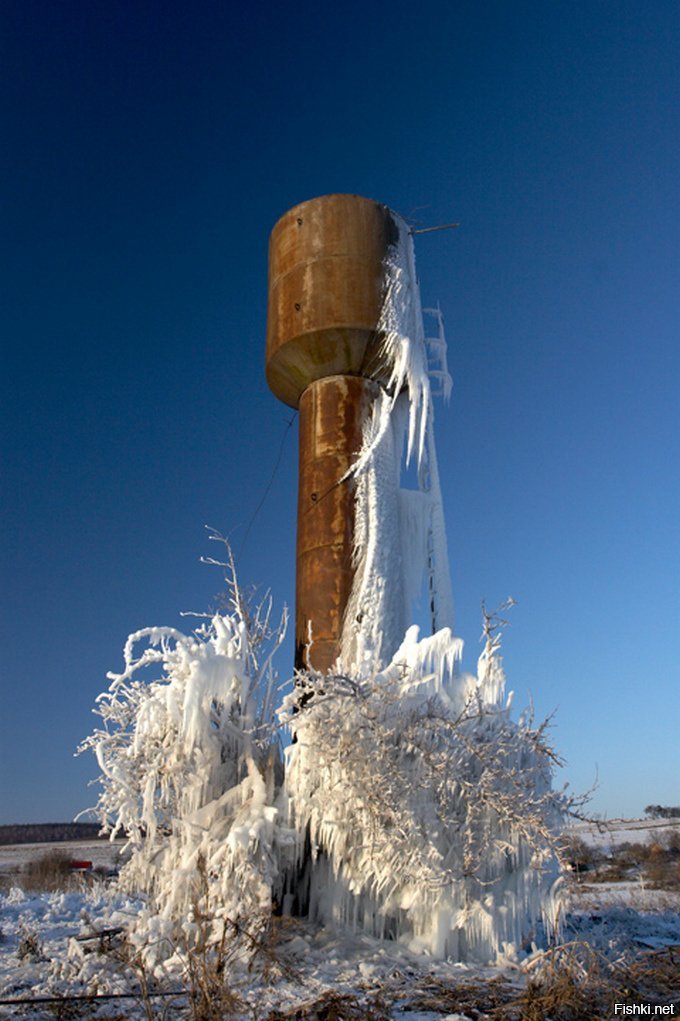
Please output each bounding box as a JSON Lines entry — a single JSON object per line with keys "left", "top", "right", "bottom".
{"left": 79, "top": 538, "right": 290, "bottom": 962}
{"left": 281, "top": 608, "right": 572, "bottom": 962}
{"left": 21, "top": 851, "right": 74, "bottom": 892}
{"left": 17, "top": 922, "right": 44, "bottom": 962}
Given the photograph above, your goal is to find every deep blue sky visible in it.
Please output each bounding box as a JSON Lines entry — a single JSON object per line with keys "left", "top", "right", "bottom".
{"left": 1, "top": 1, "right": 678, "bottom": 824}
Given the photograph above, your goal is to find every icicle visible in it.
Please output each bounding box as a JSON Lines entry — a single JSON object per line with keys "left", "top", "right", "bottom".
{"left": 376, "top": 217, "right": 432, "bottom": 466}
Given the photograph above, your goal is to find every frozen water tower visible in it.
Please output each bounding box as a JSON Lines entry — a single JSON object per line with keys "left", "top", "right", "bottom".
{"left": 265, "top": 194, "right": 405, "bottom": 672}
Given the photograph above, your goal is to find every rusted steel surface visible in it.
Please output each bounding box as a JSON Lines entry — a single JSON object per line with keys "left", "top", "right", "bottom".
{"left": 296, "top": 375, "right": 378, "bottom": 672}
{"left": 266, "top": 194, "right": 400, "bottom": 409}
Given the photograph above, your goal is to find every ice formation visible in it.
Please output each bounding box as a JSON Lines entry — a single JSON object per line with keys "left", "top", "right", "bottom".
{"left": 282, "top": 625, "right": 564, "bottom": 961}
{"left": 282, "top": 221, "right": 565, "bottom": 957}
{"left": 340, "top": 215, "right": 454, "bottom": 675}
{"left": 82, "top": 221, "right": 569, "bottom": 966}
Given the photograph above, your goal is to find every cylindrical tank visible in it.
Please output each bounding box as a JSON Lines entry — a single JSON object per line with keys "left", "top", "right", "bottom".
{"left": 295, "top": 375, "right": 378, "bottom": 671}
{"left": 266, "top": 194, "right": 402, "bottom": 409}
{"left": 266, "top": 194, "right": 404, "bottom": 671}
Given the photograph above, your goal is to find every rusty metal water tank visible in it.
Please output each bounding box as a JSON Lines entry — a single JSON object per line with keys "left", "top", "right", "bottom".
{"left": 265, "top": 194, "right": 402, "bottom": 409}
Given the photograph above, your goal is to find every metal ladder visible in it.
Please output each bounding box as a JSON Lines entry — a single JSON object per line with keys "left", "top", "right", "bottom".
{"left": 423, "top": 304, "right": 452, "bottom": 401}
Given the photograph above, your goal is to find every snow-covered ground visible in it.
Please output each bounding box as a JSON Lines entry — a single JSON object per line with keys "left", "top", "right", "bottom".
{"left": 571, "top": 816, "right": 680, "bottom": 853}
{"left": 0, "top": 882, "right": 511, "bottom": 1019}
{"left": 1, "top": 823, "right": 678, "bottom": 1020}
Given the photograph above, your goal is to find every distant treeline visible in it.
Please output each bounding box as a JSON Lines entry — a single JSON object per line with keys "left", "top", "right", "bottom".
{"left": 644, "top": 805, "right": 680, "bottom": 820}
{"left": 0, "top": 822, "right": 106, "bottom": 845}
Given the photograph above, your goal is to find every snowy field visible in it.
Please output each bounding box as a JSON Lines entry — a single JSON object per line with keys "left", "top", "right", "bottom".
{"left": 0, "top": 823, "right": 678, "bottom": 1020}
{"left": 571, "top": 816, "right": 680, "bottom": 854}
{"left": 0, "top": 840, "right": 125, "bottom": 883}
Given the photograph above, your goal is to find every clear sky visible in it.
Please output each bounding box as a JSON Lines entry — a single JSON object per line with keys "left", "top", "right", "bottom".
{"left": 1, "top": 0, "right": 678, "bottom": 824}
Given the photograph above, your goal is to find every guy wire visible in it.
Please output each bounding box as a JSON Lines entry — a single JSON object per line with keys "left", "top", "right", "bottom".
{"left": 237, "top": 412, "right": 296, "bottom": 561}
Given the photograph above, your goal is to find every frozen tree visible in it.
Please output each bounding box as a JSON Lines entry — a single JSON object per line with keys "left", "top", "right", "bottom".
{"left": 79, "top": 535, "right": 290, "bottom": 963}
{"left": 281, "top": 607, "right": 570, "bottom": 961}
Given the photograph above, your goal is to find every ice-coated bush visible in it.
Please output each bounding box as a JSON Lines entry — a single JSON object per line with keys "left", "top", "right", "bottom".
{"left": 79, "top": 541, "right": 291, "bottom": 960}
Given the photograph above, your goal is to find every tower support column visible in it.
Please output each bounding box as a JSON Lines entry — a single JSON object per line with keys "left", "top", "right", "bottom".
{"left": 296, "top": 374, "right": 378, "bottom": 671}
